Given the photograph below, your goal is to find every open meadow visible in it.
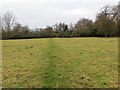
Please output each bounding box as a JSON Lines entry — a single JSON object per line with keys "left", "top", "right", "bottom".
{"left": 2, "top": 38, "right": 118, "bottom": 88}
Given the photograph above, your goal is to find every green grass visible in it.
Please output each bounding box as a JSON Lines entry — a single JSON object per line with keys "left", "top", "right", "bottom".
{"left": 2, "top": 37, "right": 118, "bottom": 88}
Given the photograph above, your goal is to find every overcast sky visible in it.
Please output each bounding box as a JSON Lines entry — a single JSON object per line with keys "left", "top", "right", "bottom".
{"left": 1, "top": 0, "right": 119, "bottom": 29}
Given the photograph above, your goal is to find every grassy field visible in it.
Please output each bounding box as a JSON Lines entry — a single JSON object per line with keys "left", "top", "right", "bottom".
{"left": 2, "top": 38, "right": 118, "bottom": 88}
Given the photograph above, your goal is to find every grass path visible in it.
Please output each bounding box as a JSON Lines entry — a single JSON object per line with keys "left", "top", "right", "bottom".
{"left": 2, "top": 38, "right": 118, "bottom": 88}
{"left": 41, "top": 39, "right": 71, "bottom": 88}
{"left": 42, "top": 38, "right": 62, "bottom": 87}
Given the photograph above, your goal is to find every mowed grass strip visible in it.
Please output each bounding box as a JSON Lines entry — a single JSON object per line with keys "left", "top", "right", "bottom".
{"left": 2, "top": 38, "right": 118, "bottom": 88}
{"left": 41, "top": 39, "right": 71, "bottom": 88}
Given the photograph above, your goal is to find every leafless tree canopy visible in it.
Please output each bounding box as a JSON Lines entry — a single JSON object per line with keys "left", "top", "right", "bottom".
{"left": 2, "top": 12, "right": 16, "bottom": 31}
{"left": 0, "top": 15, "right": 2, "bottom": 31}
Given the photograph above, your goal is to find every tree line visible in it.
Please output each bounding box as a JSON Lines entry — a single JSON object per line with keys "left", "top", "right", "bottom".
{"left": 0, "top": 4, "right": 119, "bottom": 39}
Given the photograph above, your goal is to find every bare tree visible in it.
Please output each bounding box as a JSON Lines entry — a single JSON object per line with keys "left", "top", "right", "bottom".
{"left": 74, "top": 18, "right": 94, "bottom": 37}
{"left": 118, "top": 1, "right": 120, "bottom": 37}
{"left": 2, "top": 12, "right": 16, "bottom": 31}
{"left": 0, "top": 14, "right": 2, "bottom": 39}
{"left": 96, "top": 5, "right": 118, "bottom": 37}
{"left": 0, "top": 14, "right": 2, "bottom": 31}
{"left": 111, "top": 5, "right": 119, "bottom": 22}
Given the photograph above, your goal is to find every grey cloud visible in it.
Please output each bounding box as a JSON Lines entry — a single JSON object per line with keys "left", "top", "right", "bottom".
{"left": 1, "top": 0, "right": 119, "bottom": 29}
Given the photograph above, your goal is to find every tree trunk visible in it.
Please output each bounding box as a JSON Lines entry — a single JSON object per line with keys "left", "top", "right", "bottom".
{"left": 105, "top": 32, "right": 107, "bottom": 37}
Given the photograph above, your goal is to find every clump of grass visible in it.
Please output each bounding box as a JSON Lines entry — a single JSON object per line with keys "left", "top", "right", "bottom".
{"left": 30, "top": 46, "right": 33, "bottom": 48}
